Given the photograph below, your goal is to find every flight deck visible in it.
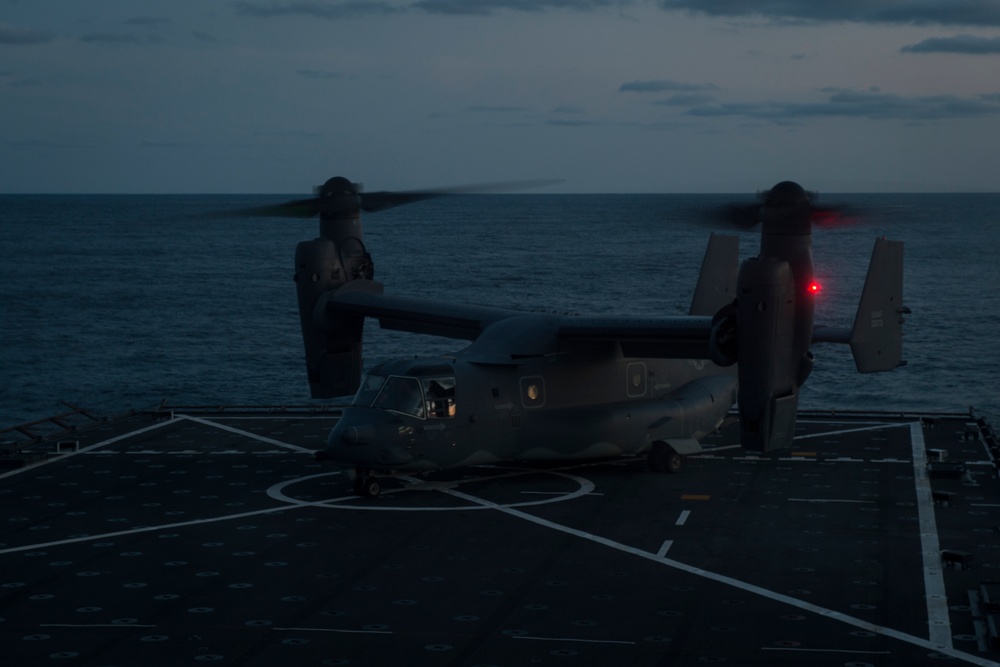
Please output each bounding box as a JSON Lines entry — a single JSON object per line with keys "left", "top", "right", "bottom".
{"left": 2, "top": 409, "right": 999, "bottom": 666}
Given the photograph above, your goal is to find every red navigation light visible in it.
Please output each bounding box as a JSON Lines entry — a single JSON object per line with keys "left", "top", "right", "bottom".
{"left": 807, "top": 280, "right": 821, "bottom": 296}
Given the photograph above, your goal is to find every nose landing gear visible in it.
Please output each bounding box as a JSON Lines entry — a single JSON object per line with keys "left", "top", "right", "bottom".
{"left": 352, "top": 470, "right": 381, "bottom": 497}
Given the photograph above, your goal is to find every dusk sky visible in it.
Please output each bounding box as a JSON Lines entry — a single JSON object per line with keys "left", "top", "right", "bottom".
{"left": 3, "top": 1, "right": 1000, "bottom": 193}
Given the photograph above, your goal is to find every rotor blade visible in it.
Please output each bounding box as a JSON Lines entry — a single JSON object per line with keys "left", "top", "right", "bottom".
{"left": 229, "top": 197, "right": 321, "bottom": 219}
{"left": 708, "top": 197, "right": 857, "bottom": 230}
{"left": 223, "top": 178, "right": 562, "bottom": 218}
{"left": 716, "top": 202, "right": 763, "bottom": 230}
{"left": 809, "top": 203, "right": 859, "bottom": 228}
{"left": 359, "top": 179, "right": 563, "bottom": 213}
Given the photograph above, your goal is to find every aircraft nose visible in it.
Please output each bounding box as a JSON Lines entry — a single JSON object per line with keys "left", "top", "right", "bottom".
{"left": 317, "top": 417, "right": 416, "bottom": 468}
{"left": 341, "top": 424, "right": 375, "bottom": 445}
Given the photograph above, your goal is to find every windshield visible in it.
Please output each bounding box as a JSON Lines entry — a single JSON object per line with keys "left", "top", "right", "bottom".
{"left": 353, "top": 373, "right": 386, "bottom": 407}
{"left": 357, "top": 373, "right": 457, "bottom": 419}
{"left": 372, "top": 376, "right": 426, "bottom": 418}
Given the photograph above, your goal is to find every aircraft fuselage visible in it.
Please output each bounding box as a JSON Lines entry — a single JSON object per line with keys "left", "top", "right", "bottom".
{"left": 321, "top": 337, "right": 736, "bottom": 479}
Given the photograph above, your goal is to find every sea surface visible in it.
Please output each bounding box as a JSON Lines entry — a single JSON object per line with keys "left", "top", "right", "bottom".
{"left": 2, "top": 192, "right": 999, "bottom": 429}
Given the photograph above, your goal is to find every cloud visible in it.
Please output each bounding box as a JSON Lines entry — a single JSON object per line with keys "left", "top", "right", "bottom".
{"left": 296, "top": 68, "right": 348, "bottom": 79}
{"left": 235, "top": 0, "right": 626, "bottom": 18}
{"left": 413, "top": 0, "right": 620, "bottom": 15}
{"left": 546, "top": 118, "right": 603, "bottom": 126}
{"left": 682, "top": 87, "right": 1000, "bottom": 122}
{"left": 230, "top": 0, "right": 1000, "bottom": 24}
{"left": 0, "top": 22, "right": 52, "bottom": 45}
{"left": 902, "top": 34, "right": 1000, "bottom": 54}
{"left": 6, "top": 77, "right": 42, "bottom": 89}
{"left": 619, "top": 79, "right": 716, "bottom": 93}
{"left": 234, "top": 1, "right": 404, "bottom": 19}
{"left": 124, "top": 16, "right": 172, "bottom": 27}
{"left": 2, "top": 139, "right": 45, "bottom": 148}
{"left": 657, "top": 0, "right": 1000, "bottom": 27}
{"left": 652, "top": 93, "right": 716, "bottom": 106}
{"left": 142, "top": 140, "right": 206, "bottom": 148}
{"left": 79, "top": 33, "right": 145, "bottom": 44}
{"left": 465, "top": 105, "right": 530, "bottom": 112}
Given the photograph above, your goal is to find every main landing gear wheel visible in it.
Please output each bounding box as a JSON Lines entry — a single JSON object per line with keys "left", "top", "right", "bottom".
{"left": 648, "top": 442, "right": 683, "bottom": 474}
{"left": 353, "top": 475, "right": 381, "bottom": 497}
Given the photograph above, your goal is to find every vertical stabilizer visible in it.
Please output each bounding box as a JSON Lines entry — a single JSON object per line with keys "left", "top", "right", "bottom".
{"left": 850, "top": 238, "right": 908, "bottom": 373}
{"left": 690, "top": 233, "right": 739, "bottom": 316}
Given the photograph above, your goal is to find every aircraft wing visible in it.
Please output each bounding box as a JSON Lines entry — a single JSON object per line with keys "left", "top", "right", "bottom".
{"left": 328, "top": 287, "right": 523, "bottom": 341}
{"left": 555, "top": 316, "right": 714, "bottom": 359}
{"left": 329, "top": 286, "right": 717, "bottom": 359}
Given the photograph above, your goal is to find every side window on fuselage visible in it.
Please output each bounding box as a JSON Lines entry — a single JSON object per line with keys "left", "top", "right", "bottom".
{"left": 520, "top": 376, "right": 545, "bottom": 408}
{"left": 423, "top": 377, "right": 456, "bottom": 418}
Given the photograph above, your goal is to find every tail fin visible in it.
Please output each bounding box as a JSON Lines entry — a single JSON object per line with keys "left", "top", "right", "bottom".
{"left": 850, "top": 238, "right": 908, "bottom": 373}
{"left": 690, "top": 233, "right": 739, "bottom": 316}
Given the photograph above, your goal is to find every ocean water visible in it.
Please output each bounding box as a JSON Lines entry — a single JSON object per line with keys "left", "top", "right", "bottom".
{"left": 1, "top": 192, "right": 999, "bottom": 429}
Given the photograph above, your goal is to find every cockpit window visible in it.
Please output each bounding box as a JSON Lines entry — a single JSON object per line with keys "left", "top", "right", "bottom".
{"left": 353, "top": 373, "right": 387, "bottom": 407}
{"left": 359, "top": 373, "right": 457, "bottom": 419}
{"left": 423, "top": 377, "right": 456, "bottom": 418}
{"left": 372, "top": 376, "right": 426, "bottom": 418}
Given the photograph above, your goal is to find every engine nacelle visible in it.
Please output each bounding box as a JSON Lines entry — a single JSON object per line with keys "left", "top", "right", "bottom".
{"left": 295, "top": 237, "right": 380, "bottom": 398}
{"left": 735, "top": 257, "right": 799, "bottom": 452}
{"left": 291, "top": 177, "right": 385, "bottom": 399}
{"left": 708, "top": 302, "right": 738, "bottom": 368}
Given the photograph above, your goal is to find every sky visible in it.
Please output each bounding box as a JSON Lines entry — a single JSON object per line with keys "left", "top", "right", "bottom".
{"left": 2, "top": 1, "right": 1000, "bottom": 193}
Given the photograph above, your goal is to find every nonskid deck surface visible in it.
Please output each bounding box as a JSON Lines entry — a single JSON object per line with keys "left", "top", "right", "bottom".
{"left": 1, "top": 411, "right": 999, "bottom": 666}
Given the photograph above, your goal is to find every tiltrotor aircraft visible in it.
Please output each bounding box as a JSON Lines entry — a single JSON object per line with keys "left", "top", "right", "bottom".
{"left": 250, "top": 177, "right": 907, "bottom": 497}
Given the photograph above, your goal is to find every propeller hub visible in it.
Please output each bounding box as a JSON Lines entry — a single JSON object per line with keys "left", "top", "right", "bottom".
{"left": 761, "top": 181, "right": 811, "bottom": 236}
{"left": 764, "top": 180, "right": 809, "bottom": 207}
{"left": 319, "top": 176, "right": 362, "bottom": 219}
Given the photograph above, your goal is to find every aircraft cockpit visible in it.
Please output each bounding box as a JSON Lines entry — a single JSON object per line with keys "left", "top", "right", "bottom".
{"left": 352, "top": 362, "right": 456, "bottom": 420}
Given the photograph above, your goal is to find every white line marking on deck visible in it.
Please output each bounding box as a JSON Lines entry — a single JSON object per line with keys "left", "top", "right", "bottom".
{"left": 440, "top": 454, "right": 995, "bottom": 667}
{"left": 0, "top": 503, "right": 312, "bottom": 556}
{"left": 202, "top": 415, "right": 342, "bottom": 420}
{"left": 676, "top": 510, "right": 690, "bottom": 526}
{"left": 176, "top": 414, "right": 313, "bottom": 453}
{"left": 0, "top": 418, "right": 181, "bottom": 480}
{"left": 704, "top": 444, "right": 742, "bottom": 452}
{"left": 911, "top": 421, "right": 953, "bottom": 651}
{"left": 656, "top": 540, "right": 673, "bottom": 558}
{"left": 761, "top": 647, "right": 891, "bottom": 654}
{"left": 520, "top": 491, "right": 604, "bottom": 496}
{"left": 793, "top": 422, "right": 910, "bottom": 441}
